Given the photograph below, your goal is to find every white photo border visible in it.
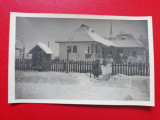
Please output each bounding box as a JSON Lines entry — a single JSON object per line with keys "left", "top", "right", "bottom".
{"left": 8, "top": 12, "right": 155, "bottom": 106}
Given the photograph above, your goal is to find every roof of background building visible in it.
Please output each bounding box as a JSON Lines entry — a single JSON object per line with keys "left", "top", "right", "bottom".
{"left": 29, "top": 42, "right": 53, "bottom": 54}
{"left": 111, "top": 34, "right": 145, "bottom": 48}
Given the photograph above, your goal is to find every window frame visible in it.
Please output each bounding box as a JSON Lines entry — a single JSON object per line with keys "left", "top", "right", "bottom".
{"left": 88, "top": 47, "right": 90, "bottom": 53}
{"left": 73, "top": 46, "right": 77, "bottom": 53}
{"left": 67, "top": 46, "right": 71, "bottom": 53}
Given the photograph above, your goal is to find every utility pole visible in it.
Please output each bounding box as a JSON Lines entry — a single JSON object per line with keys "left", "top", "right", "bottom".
{"left": 67, "top": 46, "right": 69, "bottom": 61}
{"left": 67, "top": 34, "right": 73, "bottom": 61}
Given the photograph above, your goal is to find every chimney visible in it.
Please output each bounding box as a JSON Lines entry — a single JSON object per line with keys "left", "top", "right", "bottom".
{"left": 109, "top": 20, "right": 114, "bottom": 40}
{"left": 110, "top": 20, "right": 113, "bottom": 36}
{"left": 80, "top": 24, "right": 94, "bottom": 33}
{"left": 48, "top": 41, "right": 49, "bottom": 47}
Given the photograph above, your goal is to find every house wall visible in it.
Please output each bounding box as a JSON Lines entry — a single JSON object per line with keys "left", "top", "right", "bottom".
{"left": 59, "top": 42, "right": 146, "bottom": 62}
{"left": 123, "top": 48, "right": 146, "bottom": 57}
{"left": 104, "top": 47, "right": 146, "bottom": 60}
{"left": 59, "top": 42, "right": 104, "bottom": 61}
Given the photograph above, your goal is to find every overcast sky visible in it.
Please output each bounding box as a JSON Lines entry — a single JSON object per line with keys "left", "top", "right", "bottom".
{"left": 16, "top": 17, "right": 148, "bottom": 56}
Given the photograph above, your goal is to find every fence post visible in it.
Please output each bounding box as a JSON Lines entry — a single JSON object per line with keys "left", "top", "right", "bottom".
{"left": 87, "top": 61, "right": 88, "bottom": 73}
{"left": 132, "top": 62, "right": 134, "bottom": 75}
{"left": 122, "top": 62, "right": 124, "bottom": 74}
{"left": 71, "top": 60, "right": 73, "bottom": 72}
{"left": 114, "top": 62, "right": 116, "bottom": 75}
{"left": 131, "top": 62, "right": 133, "bottom": 76}
{"left": 135, "top": 62, "right": 137, "bottom": 75}
{"left": 146, "top": 63, "right": 149, "bottom": 76}
{"left": 51, "top": 60, "right": 53, "bottom": 71}
{"left": 66, "top": 60, "right": 68, "bottom": 73}
{"left": 75, "top": 61, "right": 77, "bottom": 72}
{"left": 127, "top": 62, "right": 129, "bottom": 75}
{"left": 79, "top": 60, "right": 81, "bottom": 73}
{"left": 82, "top": 61, "right": 84, "bottom": 73}
{"left": 120, "top": 62, "right": 122, "bottom": 74}
{"left": 69, "top": 60, "right": 70, "bottom": 72}
{"left": 143, "top": 63, "right": 145, "bottom": 76}
{"left": 125, "top": 62, "right": 127, "bottom": 75}
{"left": 60, "top": 60, "right": 62, "bottom": 72}
{"left": 112, "top": 63, "right": 114, "bottom": 75}
{"left": 140, "top": 63, "right": 143, "bottom": 76}
{"left": 19, "top": 59, "right": 21, "bottom": 70}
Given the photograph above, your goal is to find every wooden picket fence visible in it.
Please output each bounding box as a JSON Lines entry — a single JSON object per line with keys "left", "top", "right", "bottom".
{"left": 15, "top": 59, "right": 150, "bottom": 76}
{"left": 15, "top": 59, "right": 32, "bottom": 71}
{"left": 15, "top": 59, "right": 93, "bottom": 73}
{"left": 112, "top": 62, "right": 150, "bottom": 76}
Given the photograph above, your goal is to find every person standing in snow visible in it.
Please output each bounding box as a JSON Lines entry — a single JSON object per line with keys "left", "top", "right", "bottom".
{"left": 92, "top": 60, "right": 102, "bottom": 78}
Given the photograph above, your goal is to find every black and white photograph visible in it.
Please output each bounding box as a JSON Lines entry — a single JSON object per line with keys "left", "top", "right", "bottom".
{"left": 8, "top": 13, "right": 154, "bottom": 106}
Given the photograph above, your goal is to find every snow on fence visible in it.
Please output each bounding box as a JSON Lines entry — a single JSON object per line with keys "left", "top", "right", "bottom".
{"left": 112, "top": 62, "right": 150, "bottom": 76}
{"left": 15, "top": 59, "right": 93, "bottom": 73}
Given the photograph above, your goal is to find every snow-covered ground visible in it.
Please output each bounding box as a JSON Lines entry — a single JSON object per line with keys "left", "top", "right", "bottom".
{"left": 15, "top": 65, "right": 150, "bottom": 101}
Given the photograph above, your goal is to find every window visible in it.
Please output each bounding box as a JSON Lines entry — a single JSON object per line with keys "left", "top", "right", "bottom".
{"left": 88, "top": 47, "right": 90, "bottom": 53}
{"left": 91, "top": 44, "right": 93, "bottom": 53}
{"left": 96, "top": 45, "right": 98, "bottom": 53}
{"left": 132, "top": 51, "right": 136, "bottom": 57}
{"left": 67, "top": 46, "right": 71, "bottom": 53}
{"left": 73, "top": 46, "right": 77, "bottom": 53}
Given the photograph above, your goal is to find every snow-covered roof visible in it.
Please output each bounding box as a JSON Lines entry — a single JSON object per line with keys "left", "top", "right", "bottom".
{"left": 55, "top": 24, "right": 114, "bottom": 47}
{"left": 111, "top": 34, "right": 145, "bottom": 48}
{"left": 55, "top": 24, "right": 144, "bottom": 48}
{"left": 112, "top": 39, "right": 144, "bottom": 48}
{"left": 86, "top": 26, "right": 115, "bottom": 47}
{"left": 29, "top": 42, "right": 53, "bottom": 54}
{"left": 37, "top": 43, "right": 53, "bottom": 54}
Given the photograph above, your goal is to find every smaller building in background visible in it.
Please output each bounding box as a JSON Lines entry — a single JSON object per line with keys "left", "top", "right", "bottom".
{"left": 15, "top": 48, "right": 23, "bottom": 59}
{"left": 29, "top": 42, "right": 53, "bottom": 67}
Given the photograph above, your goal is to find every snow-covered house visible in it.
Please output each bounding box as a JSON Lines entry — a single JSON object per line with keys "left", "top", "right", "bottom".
{"left": 55, "top": 24, "right": 146, "bottom": 62}
{"left": 29, "top": 42, "right": 53, "bottom": 67}
{"left": 107, "top": 33, "right": 146, "bottom": 62}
